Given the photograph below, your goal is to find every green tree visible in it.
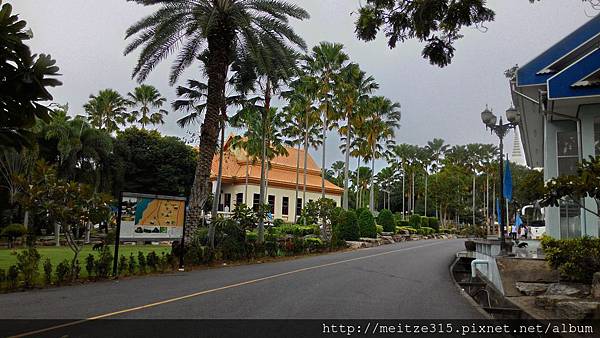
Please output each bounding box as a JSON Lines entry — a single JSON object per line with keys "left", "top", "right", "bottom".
{"left": 127, "top": 84, "right": 168, "bottom": 129}
{"left": 0, "top": 1, "right": 62, "bottom": 149}
{"left": 84, "top": 89, "right": 130, "bottom": 133}
{"left": 335, "top": 63, "right": 378, "bottom": 210}
{"left": 364, "top": 96, "right": 401, "bottom": 211}
{"left": 112, "top": 128, "right": 197, "bottom": 197}
{"left": 125, "top": 0, "right": 309, "bottom": 241}
{"left": 354, "top": 0, "right": 495, "bottom": 67}
{"left": 304, "top": 42, "right": 349, "bottom": 201}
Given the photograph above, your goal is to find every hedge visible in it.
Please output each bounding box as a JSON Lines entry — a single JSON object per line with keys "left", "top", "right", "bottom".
{"left": 409, "top": 214, "right": 422, "bottom": 229}
{"left": 358, "top": 210, "right": 377, "bottom": 238}
{"left": 337, "top": 210, "right": 360, "bottom": 241}
{"left": 377, "top": 209, "right": 395, "bottom": 232}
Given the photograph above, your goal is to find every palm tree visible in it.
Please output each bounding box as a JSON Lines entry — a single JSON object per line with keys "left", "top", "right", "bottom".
{"left": 282, "top": 76, "right": 320, "bottom": 224}
{"left": 125, "top": 0, "right": 310, "bottom": 238}
{"left": 127, "top": 84, "right": 168, "bottom": 129}
{"left": 363, "top": 96, "right": 401, "bottom": 211}
{"left": 84, "top": 89, "right": 130, "bottom": 133}
{"left": 303, "top": 42, "right": 349, "bottom": 200}
{"left": 335, "top": 63, "right": 378, "bottom": 210}
{"left": 282, "top": 100, "right": 322, "bottom": 223}
{"left": 425, "top": 138, "right": 449, "bottom": 217}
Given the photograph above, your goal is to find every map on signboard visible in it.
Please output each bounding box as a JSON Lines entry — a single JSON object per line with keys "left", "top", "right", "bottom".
{"left": 134, "top": 198, "right": 185, "bottom": 227}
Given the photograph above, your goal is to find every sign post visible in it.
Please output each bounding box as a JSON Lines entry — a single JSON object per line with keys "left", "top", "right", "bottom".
{"left": 179, "top": 199, "right": 188, "bottom": 271}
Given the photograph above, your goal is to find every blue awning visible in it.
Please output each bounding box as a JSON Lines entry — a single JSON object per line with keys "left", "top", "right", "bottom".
{"left": 517, "top": 14, "right": 600, "bottom": 87}
{"left": 548, "top": 48, "right": 600, "bottom": 99}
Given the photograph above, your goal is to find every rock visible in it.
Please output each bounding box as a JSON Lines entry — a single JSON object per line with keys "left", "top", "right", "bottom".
{"left": 515, "top": 282, "right": 550, "bottom": 296}
{"left": 555, "top": 301, "right": 600, "bottom": 319}
{"left": 381, "top": 232, "right": 394, "bottom": 236}
{"left": 546, "top": 283, "right": 591, "bottom": 297}
{"left": 593, "top": 272, "right": 600, "bottom": 299}
{"left": 392, "top": 235, "right": 405, "bottom": 242}
{"left": 534, "top": 295, "right": 577, "bottom": 310}
{"left": 380, "top": 236, "right": 394, "bottom": 245}
{"left": 346, "top": 241, "right": 367, "bottom": 249}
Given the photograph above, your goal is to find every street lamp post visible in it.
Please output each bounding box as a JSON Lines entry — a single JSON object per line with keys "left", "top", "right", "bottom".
{"left": 481, "top": 106, "right": 520, "bottom": 255}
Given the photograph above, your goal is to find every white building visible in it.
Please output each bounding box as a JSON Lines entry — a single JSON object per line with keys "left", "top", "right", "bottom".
{"left": 210, "top": 136, "right": 343, "bottom": 222}
{"left": 510, "top": 15, "right": 600, "bottom": 238}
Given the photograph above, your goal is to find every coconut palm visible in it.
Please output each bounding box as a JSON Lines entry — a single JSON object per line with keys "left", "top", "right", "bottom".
{"left": 125, "top": 0, "right": 310, "bottom": 237}
{"left": 84, "top": 89, "right": 130, "bottom": 133}
{"left": 335, "top": 63, "right": 378, "bottom": 210}
{"left": 303, "top": 42, "right": 349, "bottom": 200}
{"left": 127, "top": 84, "right": 168, "bottom": 129}
{"left": 363, "top": 96, "right": 401, "bottom": 211}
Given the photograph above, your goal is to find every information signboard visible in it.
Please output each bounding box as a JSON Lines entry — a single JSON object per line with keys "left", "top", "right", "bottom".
{"left": 119, "top": 193, "right": 187, "bottom": 240}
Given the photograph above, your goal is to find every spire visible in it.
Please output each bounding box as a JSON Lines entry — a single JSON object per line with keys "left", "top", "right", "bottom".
{"left": 510, "top": 127, "right": 525, "bottom": 166}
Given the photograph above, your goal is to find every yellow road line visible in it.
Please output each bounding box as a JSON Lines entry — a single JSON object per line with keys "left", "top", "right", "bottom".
{"left": 10, "top": 241, "right": 447, "bottom": 338}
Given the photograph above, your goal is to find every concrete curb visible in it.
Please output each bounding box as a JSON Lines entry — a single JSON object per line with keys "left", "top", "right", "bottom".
{"left": 449, "top": 255, "right": 493, "bottom": 319}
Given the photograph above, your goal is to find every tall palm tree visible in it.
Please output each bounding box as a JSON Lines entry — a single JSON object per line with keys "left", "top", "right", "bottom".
{"left": 84, "top": 89, "right": 130, "bottom": 133}
{"left": 335, "top": 63, "right": 378, "bottom": 210}
{"left": 127, "top": 84, "right": 168, "bottom": 129}
{"left": 282, "top": 76, "right": 320, "bottom": 224}
{"left": 125, "top": 0, "right": 310, "bottom": 238}
{"left": 303, "top": 42, "right": 349, "bottom": 200}
{"left": 282, "top": 100, "right": 322, "bottom": 222}
{"left": 364, "top": 96, "right": 401, "bottom": 211}
{"left": 425, "top": 138, "right": 449, "bottom": 217}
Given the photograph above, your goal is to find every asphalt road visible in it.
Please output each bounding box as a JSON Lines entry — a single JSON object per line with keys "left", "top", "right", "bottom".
{"left": 0, "top": 239, "right": 481, "bottom": 321}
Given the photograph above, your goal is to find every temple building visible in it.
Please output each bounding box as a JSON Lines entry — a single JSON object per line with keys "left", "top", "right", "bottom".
{"left": 510, "top": 14, "right": 600, "bottom": 238}
{"left": 210, "top": 135, "right": 343, "bottom": 222}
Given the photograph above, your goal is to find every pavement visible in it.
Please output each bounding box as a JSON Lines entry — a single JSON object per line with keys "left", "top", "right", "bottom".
{"left": 0, "top": 239, "right": 482, "bottom": 320}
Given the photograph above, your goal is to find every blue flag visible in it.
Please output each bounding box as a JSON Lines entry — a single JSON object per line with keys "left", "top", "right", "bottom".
{"left": 503, "top": 159, "right": 513, "bottom": 202}
{"left": 496, "top": 197, "right": 501, "bottom": 225}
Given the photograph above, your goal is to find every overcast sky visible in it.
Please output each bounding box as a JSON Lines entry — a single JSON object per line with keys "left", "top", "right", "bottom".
{"left": 11, "top": 0, "right": 596, "bottom": 170}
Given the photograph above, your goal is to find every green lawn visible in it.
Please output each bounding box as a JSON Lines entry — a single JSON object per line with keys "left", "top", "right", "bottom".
{"left": 0, "top": 244, "right": 171, "bottom": 277}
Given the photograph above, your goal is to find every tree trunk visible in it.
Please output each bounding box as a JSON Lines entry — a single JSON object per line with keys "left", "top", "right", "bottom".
{"left": 369, "top": 144, "right": 375, "bottom": 211}
{"left": 355, "top": 156, "right": 360, "bottom": 209}
{"left": 258, "top": 80, "right": 273, "bottom": 241}
{"left": 185, "top": 32, "right": 231, "bottom": 246}
{"left": 302, "top": 128, "right": 309, "bottom": 227}
{"left": 321, "top": 113, "right": 327, "bottom": 200}
{"left": 294, "top": 143, "right": 301, "bottom": 222}
{"left": 211, "top": 119, "right": 226, "bottom": 224}
{"left": 245, "top": 159, "right": 249, "bottom": 205}
{"left": 472, "top": 175, "right": 476, "bottom": 226}
{"left": 424, "top": 174, "right": 428, "bottom": 216}
{"left": 55, "top": 223, "right": 60, "bottom": 247}
{"left": 343, "top": 122, "right": 351, "bottom": 210}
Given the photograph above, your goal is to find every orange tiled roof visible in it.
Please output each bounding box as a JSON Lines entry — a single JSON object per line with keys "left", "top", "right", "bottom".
{"left": 210, "top": 135, "right": 343, "bottom": 195}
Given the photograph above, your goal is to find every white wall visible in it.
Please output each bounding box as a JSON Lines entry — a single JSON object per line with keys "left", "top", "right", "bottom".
{"left": 215, "top": 183, "right": 341, "bottom": 223}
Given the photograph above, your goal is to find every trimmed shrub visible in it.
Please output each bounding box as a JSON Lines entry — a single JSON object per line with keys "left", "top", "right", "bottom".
{"left": 409, "top": 214, "right": 422, "bottom": 229}
{"left": 420, "top": 216, "right": 429, "bottom": 228}
{"left": 376, "top": 225, "right": 383, "bottom": 235}
{"left": 137, "top": 251, "right": 147, "bottom": 274}
{"left": 397, "top": 220, "right": 410, "bottom": 228}
{"left": 0, "top": 268, "right": 6, "bottom": 286}
{"left": 428, "top": 217, "right": 440, "bottom": 231}
{"left": 304, "top": 237, "right": 324, "bottom": 252}
{"left": 15, "top": 247, "right": 41, "bottom": 288}
{"left": 55, "top": 260, "right": 71, "bottom": 285}
{"left": 146, "top": 251, "right": 159, "bottom": 272}
{"left": 85, "top": 254, "right": 95, "bottom": 278}
{"left": 377, "top": 209, "right": 395, "bottom": 233}
{"left": 43, "top": 258, "right": 52, "bottom": 285}
{"left": 95, "top": 246, "right": 113, "bottom": 278}
{"left": 1, "top": 224, "right": 27, "bottom": 248}
{"left": 358, "top": 210, "right": 377, "bottom": 238}
{"left": 355, "top": 207, "right": 369, "bottom": 220}
{"left": 541, "top": 236, "right": 600, "bottom": 283}
{"left": 128, "top": 253, "right": 137, "bottom": 275}
{"left": 118, "top": 255, "right": 127, "bottom": 276}
{"left": 338, "top": 210, "right": 360, "bottom": 241}
{"left": 7, "top": 265, "right": 19, "bottom": 289}
{"left": 396, "top": 226, "right": 417, "bottom": 234}
{"left": 420, "top": 227, "right": 436, "bottom": 236}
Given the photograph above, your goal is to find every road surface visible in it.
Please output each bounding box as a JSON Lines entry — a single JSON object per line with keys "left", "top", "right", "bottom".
{"left": 0, "top": 239, "right": 481, "bottom": 321}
